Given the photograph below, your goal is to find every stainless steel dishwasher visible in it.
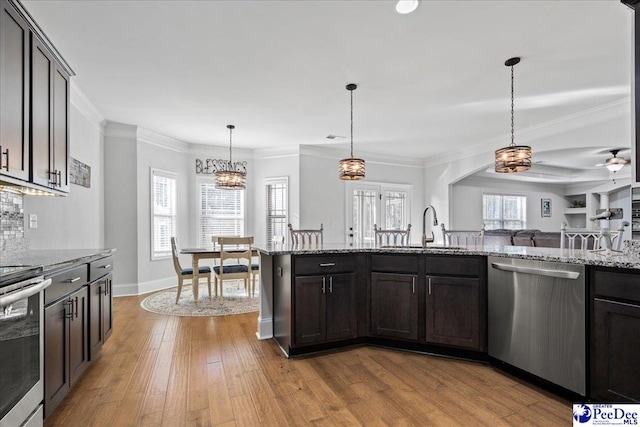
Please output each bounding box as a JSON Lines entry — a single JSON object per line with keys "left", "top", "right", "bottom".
{"left": 488, "top": 256, "right": 586, "bottom": 396}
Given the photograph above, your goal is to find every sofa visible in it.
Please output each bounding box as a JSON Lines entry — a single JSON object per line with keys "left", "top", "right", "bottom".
{"left": 484, "top": 229, "right": 564, "bottom": 248}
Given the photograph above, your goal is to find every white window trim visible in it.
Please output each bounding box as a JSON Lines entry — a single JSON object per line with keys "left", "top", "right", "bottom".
{"left": 265, "top": 176, "right": 289, "bottom": 243}
{"left": 150, "top": 167, "right": 178, "bottom": 261}
{"left": 196, "top": 176, "right": 247, "bottom": 247}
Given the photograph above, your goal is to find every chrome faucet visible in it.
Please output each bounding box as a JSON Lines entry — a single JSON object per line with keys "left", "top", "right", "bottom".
{"left": 422, "top": 205, "right": 439, "bottom": 247}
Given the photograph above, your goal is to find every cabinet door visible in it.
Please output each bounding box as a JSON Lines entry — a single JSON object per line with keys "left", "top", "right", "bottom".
{"left": 426, "top": 276, "right": 480, "bottom": 350}
{"left": 89, "top": 279, "right": 104, "bottom": 359}
{"left": 294, "top": 275, "right": 326, "bottom": 345}
{"left": 592, "top": 298, "right": 640, "bottom": 402}
{"left": 326, "top": 273, "right": 356, "bottom": 341}
{"left": 68, "top": 287, "right": 89, "bottom": 385}
{"left": 44, "top": 298, "right": 71, "bottom": 418}
{"left": 371, "top": 273, "right": 418, "bottom": 341}
{"left": 31, "top": 34, "right": 53, "bottom": 188}
{"left": 52, "top": 63, "right": 69, "bottom": 192}
{"left": 0, "top": 1, "right": 30, "bottom": 180}
{"left": 103, "top": 276, "right": 113, "bottom": 340}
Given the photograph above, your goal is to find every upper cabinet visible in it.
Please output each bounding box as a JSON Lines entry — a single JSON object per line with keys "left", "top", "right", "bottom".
{"left": 0, "top": 0, "right": 73, "bottom": 195}
{"left": 0, "top": 1, "right": 30, "bottom": 181}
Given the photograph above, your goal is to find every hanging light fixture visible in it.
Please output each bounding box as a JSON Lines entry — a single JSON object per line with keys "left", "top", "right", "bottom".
{"left": 605, "top": 149, "right": 628, "bottom": 173}
{"left": 495, "top": 57, "right": 532, "bottom": 173}
{"left": 214, "top": 124, "right": 247, "bottom": 189}
{"left": 339, "top": 83, "right": 365, "bottom": 181}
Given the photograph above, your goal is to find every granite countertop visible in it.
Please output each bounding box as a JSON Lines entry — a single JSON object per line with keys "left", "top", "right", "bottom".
{"left": 254, "top": 242, "right": 640, "bottom": 270}
{"left": 0, "top": 248, "right": 116, "bottom": 275}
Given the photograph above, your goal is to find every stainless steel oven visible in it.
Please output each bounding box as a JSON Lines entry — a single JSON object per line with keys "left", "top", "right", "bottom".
{"left": 0, "top": 274, "right": 52, "bottom": 427}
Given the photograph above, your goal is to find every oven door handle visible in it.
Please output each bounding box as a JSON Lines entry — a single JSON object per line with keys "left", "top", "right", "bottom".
{"left": 0, "top": 278, "right": 52, "bottom": 306}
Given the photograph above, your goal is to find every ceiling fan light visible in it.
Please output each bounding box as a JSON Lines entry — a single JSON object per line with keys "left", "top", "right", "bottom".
{"left": 395, "top": 0, "right": 419, "bottom": 14}
{"left": 605, "top": 157, "right": 627, "bottom": 173}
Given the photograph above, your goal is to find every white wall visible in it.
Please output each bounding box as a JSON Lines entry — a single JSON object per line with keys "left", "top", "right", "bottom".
{"left": 24, "top": 84, "right": 105, "bottom": 249}
{"left": 451, "top": 176, "right": 568, "bottom": 232}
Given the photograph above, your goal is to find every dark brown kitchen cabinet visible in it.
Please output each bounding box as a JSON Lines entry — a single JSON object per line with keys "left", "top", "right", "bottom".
{"left": 44, "top": 286, "right": 89, "bottom": 418}
{"left": 31, "top": 34, "right": 69, "bottom": 192}
{"left": 370, "top": 272, "right": 419, "bottom": 341}
{"left": 89, "top": 273, "right": 113, "bottom": 359}
{"left": 591, "top": 268, "right": 640, "bottom": 402}
{"left": 0, "top": 0, "right": 30, "bottom": 181}
{"left": 426, "top": 276, "right": 481, "bottom": 350}
{"left": 294, "top": 273, "right": 355, "bottom": 346}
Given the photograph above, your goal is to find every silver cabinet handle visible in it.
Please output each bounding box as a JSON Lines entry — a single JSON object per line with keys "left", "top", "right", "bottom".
{"left": 67, "top": 277, "right": 81, "bottom": 283}
{"left": 319, "top": 263, "right": 335, "bottom": 267}
{"left": 428, "top": 277, "right": 432, "bottom": 295}
{"left": 490, "top": 262, "right": 580, "bottom": 280}
{"left": 412, "top": 276, "right": 416, "bottom": 294}
{"left": 99, "top": 264, "right": 111, "bottom": 269}
{"left": 329, "top": 276, "right": 333, "bottom": 293}
{"left": 322, "top": 277, "right": 326, "bottom": 293}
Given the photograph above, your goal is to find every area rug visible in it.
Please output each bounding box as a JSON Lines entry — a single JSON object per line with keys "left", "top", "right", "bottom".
{"left": 140, "top": 281, "right": 259, "bottom": 317}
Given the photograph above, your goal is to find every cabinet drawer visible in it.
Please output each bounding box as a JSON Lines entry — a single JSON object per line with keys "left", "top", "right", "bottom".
{"left": 45, "top": 264, "right": 89, "bottom": 305}
{"left": 371, "top": 254, "right": 418, "bottom": 274}
{"left": 294, "top": 255, "right": 355, "bottom": 276}
{"left": 89, "top": 256, "right": 113, "bottom": 281}
{"left": 594, "top": 269, "right": 640, "bottom": 304}
{"left": 425, "top": 255, "right": 481, "bottom": 277}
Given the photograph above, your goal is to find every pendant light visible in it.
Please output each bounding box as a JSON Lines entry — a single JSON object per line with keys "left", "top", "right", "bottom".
{"left": 215, "top": 124, "right": 247, "bottom": 189}
{"left": 339, "top": 83, "right": 365, "bottom": 181}
{"left": 605, "top": 149, "right": 628, "bottom": 173}
{"left": 495, "top": 57, "right": 532, "bottom": 173}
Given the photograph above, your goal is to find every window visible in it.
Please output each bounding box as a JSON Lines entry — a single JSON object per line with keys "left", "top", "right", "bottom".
{"left": 151, "top": 169, "right": 177, "bottom": 260}
{"left": 483, "top": 194, "right": 527, "bottom": 230}
{"left": 266, "top": 178, "right": 288, "bottom": 243}
{"left": 198, "top": 180, "right": 245, "bottom": 247}
{"left": 347, "top": 183, "right": 411, "bottom": 245}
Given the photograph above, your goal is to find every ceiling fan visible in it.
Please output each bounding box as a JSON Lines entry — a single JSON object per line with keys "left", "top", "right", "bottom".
{"left": 595, "top": 149, "right": 629, "bottom": 173}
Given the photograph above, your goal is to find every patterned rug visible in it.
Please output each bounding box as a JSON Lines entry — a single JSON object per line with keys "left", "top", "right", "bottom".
{"left": 140, "top": 281, "right": 259, "bottom": 317}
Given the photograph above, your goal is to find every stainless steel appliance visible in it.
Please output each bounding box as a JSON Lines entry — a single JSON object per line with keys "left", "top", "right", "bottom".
{"left": 0, "top": 271, "right": 52, "bottom": 427}
{"left": 632, "top": 187, "right": 640, "bottom": 240}
{"left": 488, "top": 257, "right": 586, "bottom": 396}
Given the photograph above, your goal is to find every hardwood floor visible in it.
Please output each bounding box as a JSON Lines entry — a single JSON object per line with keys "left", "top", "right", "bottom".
{"left": 45, "top": 295, "right": 570, "bottom": 426}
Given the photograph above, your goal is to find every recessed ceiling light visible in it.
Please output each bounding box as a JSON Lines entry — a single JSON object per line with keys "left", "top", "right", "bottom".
{"left": 395, "top": 0, "right": 419, "bottom": 15}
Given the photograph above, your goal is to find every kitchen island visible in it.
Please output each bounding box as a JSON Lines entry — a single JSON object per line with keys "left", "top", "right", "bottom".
{"left": 255, "top": 242, "right": 640, "bottom": 402}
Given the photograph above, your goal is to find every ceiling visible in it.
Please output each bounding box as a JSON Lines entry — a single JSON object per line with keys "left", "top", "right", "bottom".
{"left": 22, "top": 0, "right": 633, "bottom": 178}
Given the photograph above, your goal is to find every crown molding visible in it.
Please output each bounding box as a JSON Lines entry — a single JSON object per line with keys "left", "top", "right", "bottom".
{"left": 424, "top": 98, "right": 631, "bottom": 168}
{"left": 136, "top": 127, "right": 190, "bottom": 153}
{"left": 70, "top": 81, "right": 106, "bottom": 133}
{"left": 300, "top": 144, "right": 424, "bottom": 168}
{"left": 252, "top": 146, "right": 300, "bottom": 160}
{"left": 104, "top": 121, "right": 138, "bottom": 139}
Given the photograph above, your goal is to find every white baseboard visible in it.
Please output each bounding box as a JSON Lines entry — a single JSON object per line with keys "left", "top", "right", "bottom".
{"left": 256, "top": 315, "right": 273, "bottom": 340}
{"left": 112, "top": 276, "right": 178, "bottom": 297}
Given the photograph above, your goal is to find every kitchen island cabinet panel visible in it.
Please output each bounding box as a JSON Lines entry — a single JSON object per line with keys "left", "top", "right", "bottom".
{"left": 89, "top": 273, "right": 113, "bottom": 359}
{"left": 591, "top": 268, "right": 640, "bottom": 402}
{"left": 370, "top": 272, "right": 419, "bottom": 341}
{"left": 294, "top": 275, "right": 326, "bottom": 345}
{"left": 426, "top": 276, "right": 481, "bottom": 350}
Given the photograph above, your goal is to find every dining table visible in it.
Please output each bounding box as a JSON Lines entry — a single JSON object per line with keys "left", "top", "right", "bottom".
{"left": 180, "top": 246, "right": 258, "bottom": 302}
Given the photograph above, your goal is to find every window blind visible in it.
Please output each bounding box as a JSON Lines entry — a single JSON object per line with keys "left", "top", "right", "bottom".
{"left": 152, "top": 170, "right": 177, "bottom": 259}
{"left": 483, "top": 194, "right": 527, "bottom": 229}
{"left": 266, "top": 179, "right": 288, "bottom": 243}
{"left": 199, "top": 182, "right": 244, "bottom": 247}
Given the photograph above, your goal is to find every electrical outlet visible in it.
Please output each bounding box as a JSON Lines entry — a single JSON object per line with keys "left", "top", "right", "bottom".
{"left": 29, "top": 214, "right": 37, "bottom": 229}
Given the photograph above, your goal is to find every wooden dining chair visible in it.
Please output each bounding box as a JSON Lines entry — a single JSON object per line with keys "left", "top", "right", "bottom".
{"left": 288, "top": 223, "right": 323, "bottom": 246}
{"left": 171, "top": 237, "right": 212, "bottom": 303}
{"left": 373, "top": 224, "right": 412, "bottom": 246}
{"left": 440, "top": 224, "right": 485, "bottom": 246}
{"left": 214, "top": 236, "right": 254, "bottom": 298}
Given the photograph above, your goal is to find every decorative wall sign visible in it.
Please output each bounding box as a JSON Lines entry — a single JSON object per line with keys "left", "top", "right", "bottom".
{"left": 541, "top": 198, "right": 551, "bottom": 217}
{"left": 70, "top": 157, "right": 91, "bottom": 188}
{"left": 195, "top": 158, "right": 247, "bottom": 175}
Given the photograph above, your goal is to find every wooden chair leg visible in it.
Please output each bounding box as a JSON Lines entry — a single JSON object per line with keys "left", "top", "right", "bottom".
{"left": 207, "top": 276, "right": 212, "bottom": 300}
{"left": 176, "top": 276, "right": 183, "bottom": 304}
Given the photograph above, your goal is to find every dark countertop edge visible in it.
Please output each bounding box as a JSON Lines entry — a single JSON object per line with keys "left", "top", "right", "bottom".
{"left": 254, "top": 246, "right": 640, "bottom": 270}
{"left": 41, "top": 248, "right": 116, "bottom": 276}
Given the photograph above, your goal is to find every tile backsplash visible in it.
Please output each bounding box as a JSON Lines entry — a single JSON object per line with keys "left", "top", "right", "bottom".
{"left": 0, "top": 190, "right": 28, "bottom": 252}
